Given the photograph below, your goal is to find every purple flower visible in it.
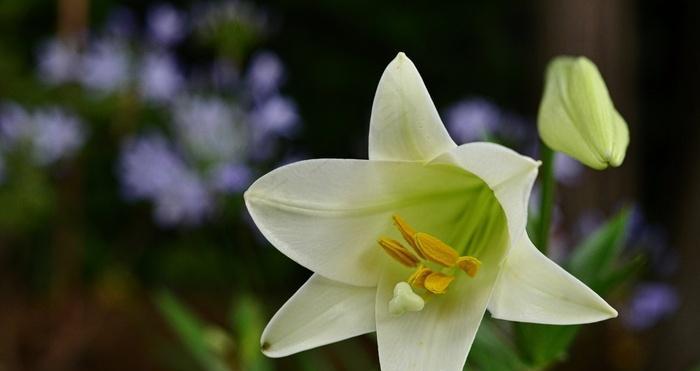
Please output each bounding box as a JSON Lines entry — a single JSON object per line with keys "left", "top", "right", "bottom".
{"left": 250, "top": 95, "right": 299, "bottom": 138}
{"left": 444, "top": 98, "right": 501, "bottom": 143}
{"left": 554, "top": 153, "right": 584, "bottom": 185}
{"left": 623, "top": 283, "right": 679, "bottom": 331}
{"left": 172, "top": 96, "right": 246, "bottom": 164}
{"left": 119, "top": 134, "right": 186, "bottom": 199}
{"left": 152, "top": 170, "right": 211, "bottom": 226}
{"left": 36, "top": 38, "right": 80, "bottom": 85}
{"left": 0, "top": 103, "right": 31, "bottom": 148}
{"left": 210, "top": 163, "right": 252, "bottom": 193}
{"left": 147, "top": 3, "right": 186, "bottom": 46}
{"left": 139, "top": 52, "right": 184, "bottom": 103}
{"left": 31, "top": 108, "right": 86, "bottom": 165}
{"left": 80, "top": 38, "right": 131, "bottom": 93}
{"left": 246, "top": 51, "right": 284, "bottom": 99}
{"left": 248, "top": 96, "right": 300, "bottom": 162}
{"left": 119, "top": 134, "right": 211, "bottom": 226}
{"left": 0, "top": 104, "right": 85, "bottom": 165}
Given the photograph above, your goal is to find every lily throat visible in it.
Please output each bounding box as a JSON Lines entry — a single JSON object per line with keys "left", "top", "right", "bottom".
{"left": 379, "top": 214, "right": 482, "bottom": 316}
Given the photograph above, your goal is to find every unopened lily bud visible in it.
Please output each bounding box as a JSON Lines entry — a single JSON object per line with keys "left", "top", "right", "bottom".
{"left": 537, "top": 56, "right": 629, "bottom": 170}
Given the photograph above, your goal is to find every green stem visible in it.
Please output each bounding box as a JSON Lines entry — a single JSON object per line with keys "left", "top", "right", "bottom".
{"left": 536, "top": 142, "right": 556, "bottom": 255}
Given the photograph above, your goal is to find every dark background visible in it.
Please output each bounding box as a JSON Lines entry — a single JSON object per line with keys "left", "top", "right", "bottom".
{"left": 0, "top": 0, "right": 698, "bottom": 370}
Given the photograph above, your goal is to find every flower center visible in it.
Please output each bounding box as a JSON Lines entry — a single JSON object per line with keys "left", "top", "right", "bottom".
{"left": 379, "top": 214, "right": 482, "bottom": 315}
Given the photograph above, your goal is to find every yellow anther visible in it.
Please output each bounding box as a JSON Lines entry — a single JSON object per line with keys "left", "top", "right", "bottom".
{"left": 378, "top": 238, "right": 420, "bottom": 267}
{"left": 407, "top": 265, "right": 433, "bottom": 288}
{"left": 392, "top": 215, "right": 424, "bottom": 258}
{"left": 414, "top": 232, "right": 459, "bottom": 267}
{"left": 456, "top": 256, "right": 482, "bottom": 277}
{"left": 423, "top": 272, "right": 455, "bottom": 294}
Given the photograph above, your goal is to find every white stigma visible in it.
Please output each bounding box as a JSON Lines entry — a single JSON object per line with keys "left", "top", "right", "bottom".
{"left": 388, "top": 282, "right": 425, "bottom": 316}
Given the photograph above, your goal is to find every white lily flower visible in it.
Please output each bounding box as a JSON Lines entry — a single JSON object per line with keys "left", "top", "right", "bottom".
{"left": 245, "top": 52, "right": 617, "bottom": 371}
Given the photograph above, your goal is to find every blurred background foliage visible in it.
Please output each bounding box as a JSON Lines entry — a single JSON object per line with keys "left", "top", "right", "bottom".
{"left": 0, "top": 0, "right": 697, "bottom": 370}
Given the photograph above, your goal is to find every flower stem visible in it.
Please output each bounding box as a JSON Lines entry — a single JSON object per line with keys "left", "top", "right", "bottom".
{"left": 536, "top": 142, "right": 555, "bottom": 255}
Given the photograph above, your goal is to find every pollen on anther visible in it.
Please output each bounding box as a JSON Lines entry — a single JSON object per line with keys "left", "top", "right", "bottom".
{"left": 457, "top": 256, "right": 481, "bottom": 277}
{"left": 392, "top": 214, "right": 424, "bottom": 258}
{"left": 414, "top": 232, "right": 459, "bottom": 267}
{"left": 378, "top": 237, "right": 420, "bottom": 267}
{"left": 424, "top": 272, "right": 455, "bottom": 294}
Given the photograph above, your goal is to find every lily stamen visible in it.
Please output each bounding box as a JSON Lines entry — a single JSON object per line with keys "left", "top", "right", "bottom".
{"left": 407, "top": 265, "right": 432, "bottom": 288}
{"left": 457, "top": 256, "right": 482, "bottom": 277}
{"left": 379, "top": 215, "right": 484, "bottom": 300}
{"left": 423, "top": 272, "right": 455, "bottom": 294}
{"left": 414, "top": 232, "right": 459, "bottom": 267}
{"left": 378, "top": 237, "right": 420, "bottom": 267}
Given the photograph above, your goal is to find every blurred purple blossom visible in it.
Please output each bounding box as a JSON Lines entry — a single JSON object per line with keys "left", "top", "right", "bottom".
{"left": 120, "top": 134, "right": 185, "bottom": 199}
{"left": 444, "top": 98, "right": 501, "bottom": 143}
{"left": 250, "top": 96, "right": 300, "bottom": 138}
{"left": 31, "top": 108, "right": 86, "bottom": 165}
{"left": 147, "top": 4, "right": 187, "bottom": 46}
{"left": 80, "top": 39, "right": 131, "bottom": 93}
{"left": 210, "top": 163, "right": 252, "bottom": 193}
{"left": 246, "top": 51, "right": 284, "bottom": 99}
{"left": 172, "top": 96, "right": 246, "bottom": 164}
{"left": 0, "top": 103, "right": 31, "bottom": 148}
{"left": 37, "top": 38, "right": 80, "bottom": 85}
{"left": 139, "top": 52, "right": 184, "bottom": 103}
{"left": 119, "top": 134, "right": 211, "bottom": 226}
{"left": 554, "top": 153, "right": 584, "bottom": 185}
{"left": 248, "top": 96, "right": 300, "bottom": 162}
{"left": 152, "top": 170, "right": 211, "bottom": 226}
{"left": 0, "top": 103, "right": 85, "bottom": 165}
{"left": 623, "top": 283, "right": 679, "bottom": 331}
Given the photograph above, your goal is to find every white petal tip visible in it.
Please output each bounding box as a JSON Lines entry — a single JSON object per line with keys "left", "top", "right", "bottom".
{"left": 260, "top": 341, "right": 272, "bottom": 356}
{"left": 260, "top": 338, "right": 286, "bottom": 358}
{"left": 395, "top": 51, "right": 408, "bottom": 60}
{"left": 606, "top": 306, "right": 619, "bottom": 319}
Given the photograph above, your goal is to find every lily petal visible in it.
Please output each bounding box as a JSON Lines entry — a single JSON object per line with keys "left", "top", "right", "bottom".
{"left": 488, "top": 235, "right": 618, "bottom": 325}
{"left": 369, "top": 52, "right": 456, "bottom": 162}
{"left": 261, "top": 274, "right": 376, "bottom": 357}
{"left": 375, "top": 217, "right": 509, "bottom": 371}
{"left": 431, "top": 142, "right": 540, "bottom": 250}
{"left": 245, "top": 158, "right": 486, "bottom": 286}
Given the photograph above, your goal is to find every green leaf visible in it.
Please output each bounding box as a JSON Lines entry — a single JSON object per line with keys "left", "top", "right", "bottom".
{"left": 567, "top": 207, "right": 631, "bottom": 291}
{"left": 466, "top": 319, "right": 529, "bottom": 371}
{"left": 515, "top": 208, "right": 641, "bottom": 369}
{"left": 230, "top": 295, "right": 274, "bottom": 371}
{"left": 513, "top": 322, "right": 579, "bottom": 368}
{"left": 155, "top": 291, "right": 230, "bottom": 371}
